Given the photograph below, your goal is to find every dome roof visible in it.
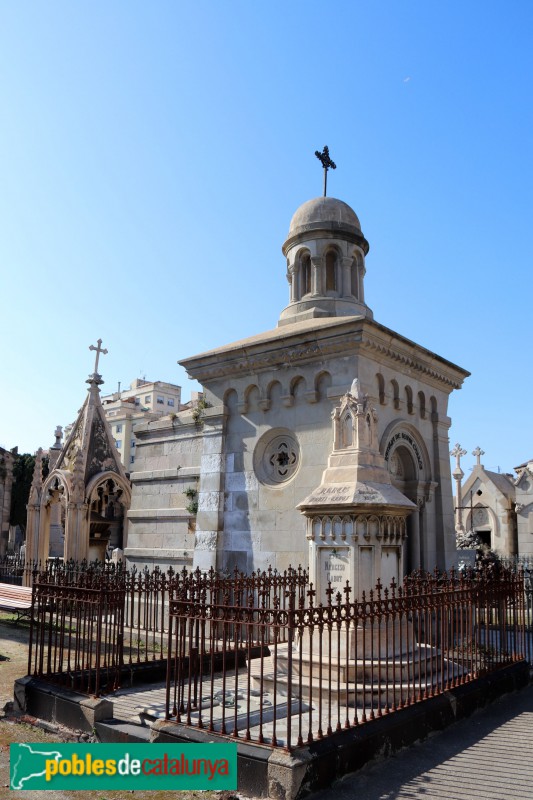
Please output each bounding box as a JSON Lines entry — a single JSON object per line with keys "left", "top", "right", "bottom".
{"left": 288, "top": 196, "right": 361, "bottom": 237}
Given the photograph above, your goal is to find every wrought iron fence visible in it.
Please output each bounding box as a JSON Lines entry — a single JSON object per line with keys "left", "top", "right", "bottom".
{"left": 25, "top": 560, "right": 529, "bottom": 752}
{"left": 0, "top": 554, "right": 33, "bottom": 585}
{"left": 26, "top": 561, "right": 309, "bottom": 695}
{"left": 165, "top": 567, "right": 526, "bottom": 751}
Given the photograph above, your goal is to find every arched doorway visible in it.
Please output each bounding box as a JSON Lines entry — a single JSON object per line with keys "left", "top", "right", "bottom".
{"left": 87, "top": 474, "right": 129, "bottom": 561}
{"left": 465, "top": 505, "right": 493, "bottom": 550}
{"left": 381, "top": 425, "right": 433, "bottom": 573}
{"left": 37, "top": 472, "right": 70, "bottom": 563}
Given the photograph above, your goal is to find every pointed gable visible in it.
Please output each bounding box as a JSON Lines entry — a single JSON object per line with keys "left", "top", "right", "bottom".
{"left": 55, "top": 379, "right": 127, "bottom": 484}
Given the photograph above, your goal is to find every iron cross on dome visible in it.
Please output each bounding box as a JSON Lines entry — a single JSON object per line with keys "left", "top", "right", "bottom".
{"left": 315, "top": 146, "right": 336, "bottom": 197}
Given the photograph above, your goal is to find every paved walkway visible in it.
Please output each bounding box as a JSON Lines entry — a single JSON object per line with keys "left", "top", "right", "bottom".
{"left": 107, "top": 678, "right": 533, "bottom": 798}
{"left": 311, "top": 683, "right": 533, "bottom": 800}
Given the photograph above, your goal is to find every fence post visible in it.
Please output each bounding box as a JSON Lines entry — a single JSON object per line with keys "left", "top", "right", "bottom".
{"left": 285, "top": 585, "right": 295, "bottom": 752}
{"left": 94, "top": 584, "right": 104, "bottom": 697}
{"left": 165, "top": 603, "right": 174, "bottom": 720}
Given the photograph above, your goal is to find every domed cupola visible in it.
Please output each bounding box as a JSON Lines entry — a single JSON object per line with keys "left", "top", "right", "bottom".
{"left": 278, "top": 196, "right": 372, "bottom": 326}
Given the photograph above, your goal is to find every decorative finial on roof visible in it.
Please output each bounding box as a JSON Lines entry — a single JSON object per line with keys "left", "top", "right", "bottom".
{"left": 315, "top": 146, "right": 336, "bottom": 197}
{"left": 88, "top": 338, "right": 108, "bottom": 385}
{"left": 472, "top": 446, "right": 485, "bottom": 467}
{"left": 450, "top": 443, "right": 467, "bottom": 475}
{"left": 52, "top": 426, "right": 63, "bottom": 450}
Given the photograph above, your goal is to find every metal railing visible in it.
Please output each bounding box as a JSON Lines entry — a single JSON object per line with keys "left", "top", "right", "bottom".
{"left": 26, "top": 562, "right": 309, "bottom": 695}
{"left": 25, "top": 560, "right": 529, "bottom": 752}
{"left": 0, "top": 554, "right": 33, "bottom": 585}
{"left": 165, "top": 567, "right": 526, "bottom": 751}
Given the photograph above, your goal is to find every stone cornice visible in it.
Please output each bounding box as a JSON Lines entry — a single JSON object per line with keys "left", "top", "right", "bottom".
{"left": 282, "top": 225, "right": 369, "bottom": 255}
{"left": 360, "top": 334, "right": 467, "bottom": 390}
{"left": 180, "top": 317, "right": 469, "bottom": 391}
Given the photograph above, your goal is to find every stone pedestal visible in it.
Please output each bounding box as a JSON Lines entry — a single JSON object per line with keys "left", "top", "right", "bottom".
{"left": 298, "top": 381, "right": 415, "bottom": 602}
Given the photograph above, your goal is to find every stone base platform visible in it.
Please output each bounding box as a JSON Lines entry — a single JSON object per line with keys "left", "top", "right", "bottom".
{"left": 13, "top": 661, "right": 529, "bottom": 800}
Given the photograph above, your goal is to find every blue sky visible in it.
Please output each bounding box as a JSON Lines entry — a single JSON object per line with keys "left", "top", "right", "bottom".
{"left": 0, "top": 1, "right": 531, "bottom": 477}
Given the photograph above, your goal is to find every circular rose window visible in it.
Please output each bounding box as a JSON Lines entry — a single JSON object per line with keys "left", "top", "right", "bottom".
{"left": 253, "top": 429, "right": 300, "bottom": 486}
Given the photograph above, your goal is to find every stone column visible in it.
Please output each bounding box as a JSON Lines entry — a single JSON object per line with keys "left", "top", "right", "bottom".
{"left": 409, "top": 501, "right": 421, "bottom": 572}
{"left": 0, "top": 451, "right": 14, "bottom": 556}
{"left": 63, "top": 448, "right": 90, "bottom": 562}
{"left": 24, "top": 450, "right": 43, "bottom": 578}
{"left": 64, "top": 502, "right": 89, "bottom": 562}
{"left": 342, "top": 257, "right": 352, "bottom": 298}
{"left": 310, "top": 256, "right": 322, "bottom": 296}
{"left": 288, "top": 264, "right": 296, "bottom": 303}
{"left": 431, "top": 411, "right": 456, "bottom": 568}
{"left": 450, "top": 443, "right": 467, "bottom": 532}
{"left": 359, "top": 264, "right": 366, "bottom": 303}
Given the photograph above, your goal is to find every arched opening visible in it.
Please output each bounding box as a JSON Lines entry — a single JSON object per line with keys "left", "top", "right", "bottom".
{"left": 88, "top": 476, "right": 128, "bottom": 560}
{"left": 405, "top": 386, "right": 414, "bottom": 415}
{"left": 418, "top": 391, "right": 426, "bottom": 419}
{"left": 325, "top": 251, "right": 337, "bottom": 293}
{"left": 301, "top": 253, "right": 311, "bottom": 297}
{"left": 315, "top": 371, "right": 332, "bottom": 401}
{"left": 350, "top": 257, "right": 359, "bottom": 299}
{"left": 391, "top": 380, "right": 400, "bottom": 410}
{"left": 266, "top": 380, "right": 282, "bottom": 408}
{"left": 341, "top": 413, "right": 353, "bottom": 447}
{"left": 466, "top": 506, "right": 493, "bottom": 550}
{"left": 243, "top": 384, "right": 260, "bottom": 413}
{"left": 376, "top": 373, "right": 386, "bottom": 405}
{"left": 388, "top": 445, "right": 420, "bottom": 572}
{"left": 38, "top": 473, "right": 70, "bottom": 562}
{"left": 290, "top": 375, "right": 307, "bottom": 404}
{"left": 42, "top": 477, "right": 66, "bottom": 559}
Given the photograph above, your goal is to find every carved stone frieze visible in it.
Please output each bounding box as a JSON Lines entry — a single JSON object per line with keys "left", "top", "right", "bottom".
{"left": 360, "top": 336, "right": 464, "bottom": 389}
{"left": 86, "top": 415, "right": 119, "bottom": 482}
{"left": 181, "top": 322, "right": 467, "bottom": 389}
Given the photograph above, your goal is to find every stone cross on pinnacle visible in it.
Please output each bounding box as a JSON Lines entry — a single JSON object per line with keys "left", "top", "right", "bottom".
{"left": 89, "top": 338, "right": 108, "bottom": 375}
{"left": 450, "top": 443, "right": 467, "bottom": 533}
{"left": 450, "top": 443, "right": 467, "bottom": 473}
{"left": 315, "top": 146, "right": 336, "bottom": 197}
{"left": 472, "top": 446, "right": 485, "bottom": 467}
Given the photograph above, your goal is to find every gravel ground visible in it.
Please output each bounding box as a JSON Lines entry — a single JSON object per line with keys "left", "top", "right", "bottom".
{"left": 0, "top": 612, "right": 234, "bottom": 800}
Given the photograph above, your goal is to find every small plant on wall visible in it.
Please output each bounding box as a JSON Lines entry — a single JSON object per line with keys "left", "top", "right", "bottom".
{"left": 184, "top": 487, "right": 198, "bottom": 515}
{"left": 192, "top": 397, "right": 211, "bottom": 428}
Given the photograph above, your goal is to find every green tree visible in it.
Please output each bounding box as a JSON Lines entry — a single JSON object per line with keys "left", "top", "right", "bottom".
{"left": 9, "top": 453, "right": 48, "bottom": 532}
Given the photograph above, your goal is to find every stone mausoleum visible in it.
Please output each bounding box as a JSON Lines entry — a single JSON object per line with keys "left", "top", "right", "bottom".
{"left": 127, "top": 192, "right": 469, "bottom": 577}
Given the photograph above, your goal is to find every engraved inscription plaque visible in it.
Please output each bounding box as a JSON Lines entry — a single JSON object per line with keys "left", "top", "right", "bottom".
{"left": 317, "top": 546, "right": 350, "bottom": 605}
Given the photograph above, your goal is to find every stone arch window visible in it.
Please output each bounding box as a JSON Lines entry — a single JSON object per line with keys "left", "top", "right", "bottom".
{"left": 430, "top": 396, "right": 438, "bottom": 421}
{"left": 223, "top": 387, "right": 238, "bottom": 413}
{"left": 266, "top": 379, "right": 282, "bottom": 408}
{"left": 301, "top": 253, "right": 312, "bottom": 297}
{"left": 315, "top": 371, "right": 332, "bottom": 401}
{"left": 241, "top": 383, "right": 260, "bottom": 414}
{"left": 391, "top": 380, "right": 400, "bottom": 410}
{"left": 365, "top": 412, "right": 375, "bottom": 448}
{"left": 350, "top": 256, "right": 358, "bottom": 299}
{"left": 405, "top": 386, "right": 414, "bottom": 415}
{"left": 376, "top": 373, "right": 386, "bottom": 405}
{"left": 290, "top": 375, "right": 307, "bottom": 404}
{"left": 341, "top": 413, "right": 353, "bottom": 447}
{"left": 325, "top": 250, "right": 338, "bottom": 293}
{"left": 418, "top": 391, "right": 426, "bottom": 419}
